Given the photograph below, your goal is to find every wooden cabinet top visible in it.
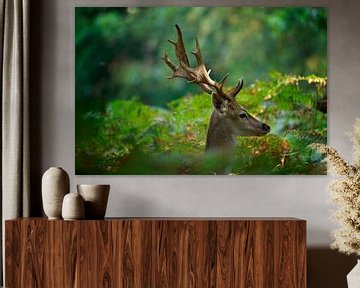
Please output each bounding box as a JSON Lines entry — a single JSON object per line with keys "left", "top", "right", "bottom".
{"left": 6, "top": 217, "right": 305, "bottom": 222}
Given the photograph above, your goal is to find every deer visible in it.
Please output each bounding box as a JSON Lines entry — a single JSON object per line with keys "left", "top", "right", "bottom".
{"left": 162, "top": 25, "right": 270, "bottom": 154}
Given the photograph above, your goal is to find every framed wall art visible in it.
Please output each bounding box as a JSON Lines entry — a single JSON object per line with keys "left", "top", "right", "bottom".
{"left": 75, "top": 6, "right": 327, "bottom": 175}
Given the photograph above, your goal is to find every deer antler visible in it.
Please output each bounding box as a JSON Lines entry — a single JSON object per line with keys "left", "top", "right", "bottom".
{"left": 162, "top": 24, "right": 243, "bottom": 100}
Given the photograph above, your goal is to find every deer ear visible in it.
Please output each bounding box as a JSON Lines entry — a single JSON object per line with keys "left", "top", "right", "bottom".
{"left": 212, "top": 93, "right": 228, "bottom": 113}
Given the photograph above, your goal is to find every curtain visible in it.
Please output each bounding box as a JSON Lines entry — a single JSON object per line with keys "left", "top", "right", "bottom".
{"left": 0, "top": 0, "right": 30, "bottom": 284}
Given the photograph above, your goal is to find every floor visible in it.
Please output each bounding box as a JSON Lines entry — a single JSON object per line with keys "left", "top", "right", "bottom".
{"left": 308, "top": 248, "right": 357, "bottom": 288}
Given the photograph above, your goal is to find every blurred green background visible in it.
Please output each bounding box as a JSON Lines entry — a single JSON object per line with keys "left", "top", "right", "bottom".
{"left": 75, "top": 7, "right": 327, "bottom": 175}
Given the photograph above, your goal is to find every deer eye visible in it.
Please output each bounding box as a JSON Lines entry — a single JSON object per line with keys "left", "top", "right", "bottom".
{"left": 239, "top": 112, "right": 247, "bottom": 119}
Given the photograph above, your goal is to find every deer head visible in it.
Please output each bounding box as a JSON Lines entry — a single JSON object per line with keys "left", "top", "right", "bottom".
{"left": 162, "top": 25, "right": 270, "bottom": 152}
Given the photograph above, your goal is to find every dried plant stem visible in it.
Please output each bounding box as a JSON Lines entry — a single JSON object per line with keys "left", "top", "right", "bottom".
{"left": 309, "top": 118, "right": 360, "bottom": 256}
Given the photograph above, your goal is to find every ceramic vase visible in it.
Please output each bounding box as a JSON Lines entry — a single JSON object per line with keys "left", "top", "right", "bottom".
{"left": 77, "top": 184, "right": 110, "bottom": 219}
{"left": 347, "top": 259, "right": 360, "bottom": 288}
{"left": 62, "top": 192, "right": 85, "bottom": 220}
{"left": 42, "top": 167, "right": 70, "bottom": 219}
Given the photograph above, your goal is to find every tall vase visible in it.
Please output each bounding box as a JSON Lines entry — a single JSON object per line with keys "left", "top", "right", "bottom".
{"left": 42, "top": 167, "right": 70, "bottom": 219}
{"left": 347, "top": 260, "right": 360, "bottom": 288}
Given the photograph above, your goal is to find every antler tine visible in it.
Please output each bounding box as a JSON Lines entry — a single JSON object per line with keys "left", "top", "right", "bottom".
{"left": 198, "top": 83, "right": 214, "bottom": 94}
{"left": 173, "top": 24, "right": 190, "bottom": 66}
{"left": 218, "top": 73, "right": 230, "bottom": 92}
{"left": 227, "top": 79, "right": 244, "bottom": 99}
{"left": 162, "top": 51, "right": 191, "bottom": 80}
{"left": 191, "top": 39, "right": 204, "bottom": 66}
{"left": 161, "top": 51, "right": 176, "bottom": 78}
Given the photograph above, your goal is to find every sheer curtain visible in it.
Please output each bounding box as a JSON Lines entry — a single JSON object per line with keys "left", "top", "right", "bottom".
{"left": 0, "top": 0, "right": 30, "bottom": 284}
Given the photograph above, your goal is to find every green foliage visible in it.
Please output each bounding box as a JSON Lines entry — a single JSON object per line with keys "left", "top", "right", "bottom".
{"left": 75, "top": 7, "right": 327, "bottom": 108}
{"left": 76, "top": 73, "right": 327, "bottom": 175}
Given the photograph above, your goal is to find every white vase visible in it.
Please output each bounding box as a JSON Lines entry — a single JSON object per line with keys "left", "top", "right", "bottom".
{"left": 42, "top": 167, "right": 70, "bottom": 219}
{"left": 347, "top": 260, "right": 360, "bottom": 288}
{"left": 77, "top": 184, "right": 110, "bottom": 219}
{"left": 62, "top": 192, "right": 85, "bottom": 220}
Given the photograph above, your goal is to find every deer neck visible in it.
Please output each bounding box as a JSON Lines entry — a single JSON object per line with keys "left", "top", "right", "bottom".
{"left": 205, "top": 110, "right": 237, "bottom": 152}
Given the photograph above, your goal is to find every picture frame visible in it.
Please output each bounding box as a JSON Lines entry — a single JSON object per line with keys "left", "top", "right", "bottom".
{"left": 75, "top": 6, "right": 327, "bottom": 175}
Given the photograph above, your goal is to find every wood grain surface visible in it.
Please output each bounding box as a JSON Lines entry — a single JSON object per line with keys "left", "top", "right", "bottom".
{"left": 5, "top": 218, "right": 306, "bottom": 288}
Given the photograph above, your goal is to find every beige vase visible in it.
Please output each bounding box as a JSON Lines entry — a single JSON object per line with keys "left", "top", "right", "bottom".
{"left": 62, "top": 192, "right": 85, "bottom": 220}
{"left": 42, "top": 167, "right": 70, "bottom": 219}
{"left": 77, "top": 184, "right": 110, "bottom": 219}
{"left": 347, "top": 260, "right": 360, "bottom": 288}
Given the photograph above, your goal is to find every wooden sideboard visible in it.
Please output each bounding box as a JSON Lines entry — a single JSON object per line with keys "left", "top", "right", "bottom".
{"left": 5, "top": 218, "right": 306, "bottom": 287}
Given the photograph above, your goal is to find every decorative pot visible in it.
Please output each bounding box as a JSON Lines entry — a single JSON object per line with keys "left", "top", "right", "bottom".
{"left": 347, "top": 259, "right": 360, "bottom": 288}
{"left": 77, "top": 184, "right": 110, "bottom": 219}
{"left": 42, "top": 167, "right": 70, "bottom": 219}
{"left": 62, "top": 192, "right": 85, "bottom": 220}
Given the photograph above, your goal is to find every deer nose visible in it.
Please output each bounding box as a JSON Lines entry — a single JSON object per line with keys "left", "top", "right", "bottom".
{"left": 262, "top": 123, "right": 271, "bottom": 132}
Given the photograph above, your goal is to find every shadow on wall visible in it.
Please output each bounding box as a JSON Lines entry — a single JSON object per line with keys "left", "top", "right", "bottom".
{"left": 308, "top": 248, "right": 357, "bottom": 288}
{"left": 29, "top": 0, "right": 47, "bottom": 216}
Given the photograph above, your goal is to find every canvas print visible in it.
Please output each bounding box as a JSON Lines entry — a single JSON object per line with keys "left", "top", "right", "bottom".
{"left": 75, "top": 7, "right": 327, "bottom": 175}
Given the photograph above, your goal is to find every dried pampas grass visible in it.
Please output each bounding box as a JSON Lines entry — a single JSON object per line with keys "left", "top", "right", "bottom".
{"left": 310, "top": 118, "right": 360, "bottom": 256}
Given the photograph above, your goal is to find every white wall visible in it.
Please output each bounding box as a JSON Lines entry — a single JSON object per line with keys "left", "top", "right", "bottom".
{"left": 34, "top": 0, "right": 360, "bottom": 247}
